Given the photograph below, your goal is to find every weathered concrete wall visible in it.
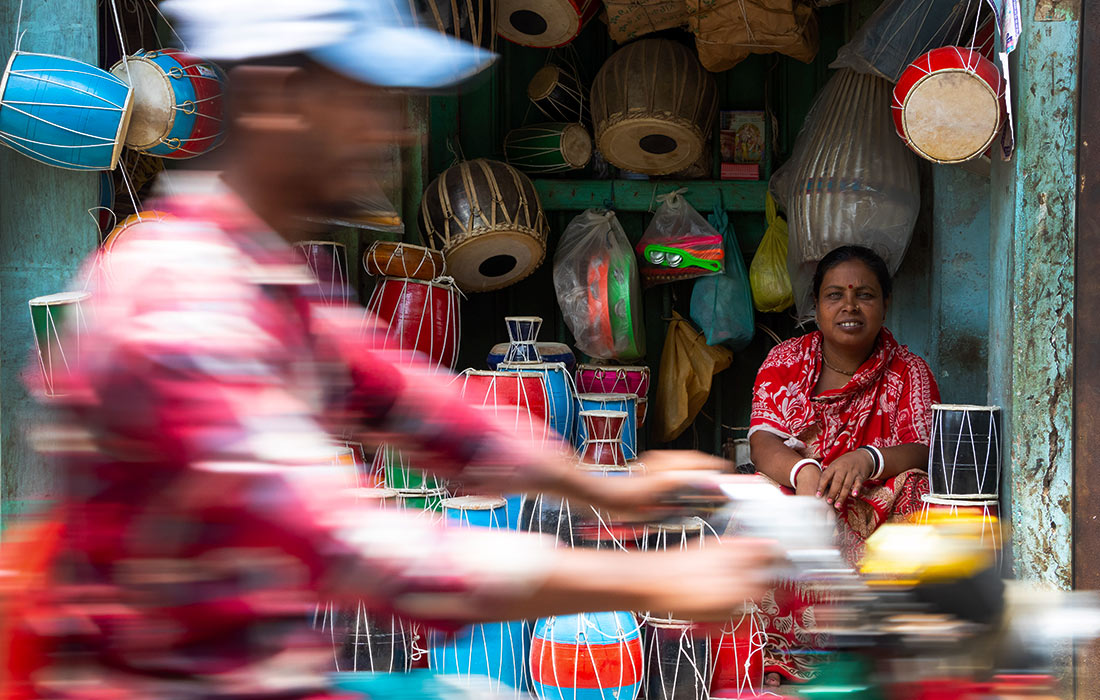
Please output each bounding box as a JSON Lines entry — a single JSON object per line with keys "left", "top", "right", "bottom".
{"left": 989, "top": 0, "right": 1079, "bottom": 588}
{"left": 0, "top": 0, "right": 99, "bottom": 527}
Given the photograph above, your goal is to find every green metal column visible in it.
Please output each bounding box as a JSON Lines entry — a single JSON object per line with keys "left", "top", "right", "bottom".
{"left": 988, "top": 0, "right": 1080, "bottom": 587}
{"left": 0, "top": 0, "right": 99, "bottom": 529}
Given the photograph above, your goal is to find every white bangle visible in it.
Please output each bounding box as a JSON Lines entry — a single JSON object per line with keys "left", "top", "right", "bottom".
{"left": 789, "top": 458, "right": 822, "bottom": 488}
{"left": 861, "top": 445, "right": 886, "bottom": 480}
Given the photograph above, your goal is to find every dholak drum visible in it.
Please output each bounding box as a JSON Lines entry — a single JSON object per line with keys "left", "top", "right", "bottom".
{"left": 576, "top": 364, "right": 651, "bottom": 397}
{"left": 396, "top": 487, "right": 448, "bottom": 512}
{"left": 364, "top": 276, "right": 461, "bottom": 371}
{"left": 642, "top": 618, "right": 711, "bottom": 700}
{"left": 28, "top": 291, "right": 91, "bottom": 397}
{"left": 101, "top": 210, "right": 174, "bottom": 252}
{"left": 499, "top": 361, "right": 576, "bottom": 442}
{"left": 709, "top": 610, "right": 766, "bottom": 697}
{"left": 363, "top": 240, "right": 445, "bottom": 282}
{"left": 576, "top": 394, "right": 638, "bottom": 460}
{"left": 497, "top": 0, "right": 601, "bottom": 48}
{"left": 927, "top": 404, "right": 1001, "bottom": 499}
{"left": 110, "top": 48, "right": 226, "bottom": 159}
{"left": 892, "top": 47, "right": 1004, "bottom": 164}
{"left": 528, "top": 64, "right": 587, "bottom": 123}
{"left": 419, "top": 159, "right": 549, "bottom": 293}
{"left": 294, "top": 240, "right": 350, "bottom": 307}
{"left": 531, "top": 612, "right": 644, "bottom": 700}
{"left": 375, "top": 444, "right": 447, "bottom": 492}
{"left": 591, "top": 40, "right": 718, "bottom": 176}
{"left": 0, "top": 52, "right": 133, "bottom": 170}
{"left": 314, "top": 602, "right": 414, "bottom": 672}
{"left": 505, "top": 123, "right": 592, "bottom": 174}
{"left": 917, "top": 494, "right": 1002, "bottom": 569}
{"left": 455, "top": 370, "right": 551, "bottom": 444}
{"left": 577, "top": 409, "right": 629, "bottom": 467}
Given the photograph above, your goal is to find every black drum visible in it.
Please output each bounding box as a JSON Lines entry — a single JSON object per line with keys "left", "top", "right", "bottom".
{"left": 927, "top": 404, "right": 1002, "bottom": 499}
{"left": 643, "top": 618, "right": 712, "bottom": 700}
{"left": 527, "top": 64, "right": 587, "bottom": 124}
{"left": 404, "top": 0, "right": 495, "bottom": 49}
{"left": 314, "top": 602, "right": 413, "bottom": 672}
{"left": 419, "top": 158, "right": 548, "bottom": 293}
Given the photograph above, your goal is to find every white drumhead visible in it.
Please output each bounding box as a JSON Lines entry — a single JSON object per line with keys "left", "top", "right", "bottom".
{"left": 441, "top": 495, "right": 507, "bottom": 511}
{"left": 932, "top": 403, "right": 1002, "bottom": 412}
{"left": 111, "top": 56, "right": 175, "bottom": 150}
{"left": 902, "top": 71, "right": 1000, "bottom": 164}
{"left": 29, "top": 291, "right": 91, "bottom": 306}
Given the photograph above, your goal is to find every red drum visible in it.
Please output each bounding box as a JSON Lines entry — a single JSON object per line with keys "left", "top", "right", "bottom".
{"left": 294, "top": 240, "right": 350, "bottom": 307}
{"left": 578, "top": 410, "right": 628, "bottom": 467}
{"left": 497, "top": 0, "right": 600, "bottom": 48}
{"left": 576, "top": 364, "right": 651, "bottom": 397}
{"left": 892, "top": 47, "right": 1005, "bottom": 164}
{"left": 455, "top": 370, "right": 551, "bottom": 443}
{"left": 710, "top": 609, "right": 766, "bottom": 698}
{"left": 365, "top": 276, "right": 460, "bottom": 372}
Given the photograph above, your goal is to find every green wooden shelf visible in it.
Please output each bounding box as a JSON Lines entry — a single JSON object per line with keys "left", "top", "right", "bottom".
{"left": 533, "top": 179, "right": 769, "bottom": 213}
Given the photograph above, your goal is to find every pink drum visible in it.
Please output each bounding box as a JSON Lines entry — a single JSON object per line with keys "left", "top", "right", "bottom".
{"left": 575, "top": 363, "right": 650, "bottom": 397}
{"left": 294, "top": 240, "right": 350, "bottom": 307}
{"left": 365, "top": 276, "right": 460, "bottom": 372}
{"left": 455, "top": 370, "right": 551, "bottom": 443}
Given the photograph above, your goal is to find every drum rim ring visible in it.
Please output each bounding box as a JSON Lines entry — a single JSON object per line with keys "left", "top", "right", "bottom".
{"left": 596, "top": 115, "right": 706, "bottom": 175}
{"left": 900, "top": 68, "right": 1003, "bottom": 165}
{"left": 438, "top": 229, "right": 547, "bottom": 292}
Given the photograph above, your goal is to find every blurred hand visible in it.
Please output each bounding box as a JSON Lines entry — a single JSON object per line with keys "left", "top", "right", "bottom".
{"left": 569, "top": 450, "right": 731, "bottom": 516}
{"left": 816, "top": 450, "right": 874, "bottom": 509}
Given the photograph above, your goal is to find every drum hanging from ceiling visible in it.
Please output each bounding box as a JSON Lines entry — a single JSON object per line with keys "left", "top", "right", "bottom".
{"left": 505, "top": 122, "right": 592, "bottom": 174}
{"left": 497, "top": 0, "right": 601, "bottom": 48}
{"left": 591, "top": 39, "right": 718, "bottom": 176}
{"left": 419, "top": 158, "right": 549, "bottom": 293}
{"left": 528, "top": 64, "right": 588, "bottom": 124}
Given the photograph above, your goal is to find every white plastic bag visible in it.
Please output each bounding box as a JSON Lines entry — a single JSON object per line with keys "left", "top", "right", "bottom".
{"left": 553, "top": 210, "right": 645, "bottom": 360}
{"left": 636, "top": 189, "right": 724, "bottom": 288}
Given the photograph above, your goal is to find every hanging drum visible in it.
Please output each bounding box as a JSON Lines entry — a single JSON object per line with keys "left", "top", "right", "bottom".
{"left": 420, "top": 159, "right": 548, "bottom": 293}
{"left": 110, "top": 49, "right": 226, "bottom": 159}
{"left": 892, "top": 47, "right": 1005, "bottom": 164}
{"left": 505, "top": 123, "right": 592, "bottom": 174}
{"left": 407, "top": 0, "right": 495, "bottom": 49}
{"left": 497, "top": 0, "right": 600, "bottom": 48}
{"left": 364, "top": 276, "right": 461, "bottom": 371}
{"left": 528, "top": 64, "right": 587, "bottom": 123}
{"left": 591, "top": 39, "right": 718, "bottom": 176}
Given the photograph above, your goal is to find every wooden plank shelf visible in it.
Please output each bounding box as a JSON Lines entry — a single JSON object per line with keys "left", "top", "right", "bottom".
{"left": 533, "top": 179, "right": 769, "bottom": 213}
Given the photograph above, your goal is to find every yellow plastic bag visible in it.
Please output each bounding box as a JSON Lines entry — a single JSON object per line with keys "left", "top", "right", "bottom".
{"left": 654, "top": 312, "right": 733, "bottom": 442}
{"left": 749, "top": 193, "right": 794, "bottom": 313}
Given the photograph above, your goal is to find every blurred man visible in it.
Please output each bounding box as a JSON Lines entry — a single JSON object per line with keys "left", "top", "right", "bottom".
{"left": 1, "top": 3, "right": 776, "bottom": 699}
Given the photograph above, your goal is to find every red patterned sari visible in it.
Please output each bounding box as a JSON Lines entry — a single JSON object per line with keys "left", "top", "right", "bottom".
{"left": 748, "top": 328, "right": 940, "bottom": 681}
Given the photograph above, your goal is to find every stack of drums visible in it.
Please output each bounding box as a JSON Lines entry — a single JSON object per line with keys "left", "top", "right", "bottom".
{"left": 576, "top": 364, "right": 651, "bottom": 453}
{"left": 918, "top": 404, "right": 1003, "bottom": 569}
{"left": 429, "top": 496, "right": 530, "bottom": 693}
{"left": 494, "top": 316, "right": 577, "bottom": 444}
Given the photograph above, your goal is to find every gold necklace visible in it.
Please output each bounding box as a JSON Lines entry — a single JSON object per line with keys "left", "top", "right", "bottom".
{"left": 821, "top": 353, "right": 857, "bottom": 376}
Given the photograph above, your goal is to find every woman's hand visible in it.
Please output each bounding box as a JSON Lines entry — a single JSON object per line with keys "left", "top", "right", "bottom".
{"left": 793, "top": 464, "right": 822, "bottom": 497}
{"left": 816, "top": 450, "right": 874, "bottom": 509}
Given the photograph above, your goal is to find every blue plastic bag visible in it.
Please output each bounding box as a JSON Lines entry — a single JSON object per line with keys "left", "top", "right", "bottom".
{"left": 689, "top": 206, "right": 754, "bottom": 351}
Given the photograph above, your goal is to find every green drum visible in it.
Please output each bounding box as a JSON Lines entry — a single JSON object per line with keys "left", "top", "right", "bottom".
{"left": 381, "top": 445, "right": 446, "bottom": 491}
{"left": 396, "top": 488, "right": 448, "bottom": 512}
{"left": 504, "top": 122, "right": 592, "bottom": 174}
{"left": 28, "top": 291, "right": 91, "bottom": 397}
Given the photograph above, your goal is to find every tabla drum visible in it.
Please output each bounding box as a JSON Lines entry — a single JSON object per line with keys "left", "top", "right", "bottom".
{"left": 531, "top": 611, "right": 644, "bottom": 700}
{"left": 363, "top": 240, "right": 445, "bottom": 282}
{"left": 505, "top": 123, "right": 592, "bottom": 174}
{"left": 576, "top": 394, "right": 638, "bottom": 460}
{"left": 0, "top": 52, "right": 133, "bottom": 170}
{"left": 497, "top": 0, "right": 600, "bottom": 47}
{"left": 528, "top": 64, "right": 587, "bottom": 123}
{"left": 420, "top": 159, "right": 549, "bottom": 292}
{"left": 892, "top": 47, "right": 1004, "bottom": 164}
{"left": 364, "top": 276, "right": 461, "bottom": 372}
{"left": 488, "top": 341, "right": 575, "bottom": 371}
{"left": 642, "top": 618, "right": 712, "bottom": 700}
{"left": 499, "top": 361, "right": 576, "bottom": 442}
{"left": 927, "top": 404, "right": 1001, "bottom": 499}
{"left": 110, "top": 48, "right": 226, "bottom": 159}
{"left": 710, "top": 610, "right": 766, "bottom": 697}
{"left": 28, "top": 291, "right": 91, "bottom": 397}
{"left": 577, "top": 409, "right": 629, "bottom": 468}
{"left": 294, "top": 240, "right": 350, "bottom": 307}
{"left": 314, "top": 602, "right": 414, "bottom": 672}
{"left": 407, "top": 0, "right": 495, "bottom": 49}
{"left": 591, "top": 40, "right": 718, "bottom": 176}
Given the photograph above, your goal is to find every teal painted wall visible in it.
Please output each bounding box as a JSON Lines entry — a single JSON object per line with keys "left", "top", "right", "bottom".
{"left": 0, "top": 0, "right": 100, "bottom": 529}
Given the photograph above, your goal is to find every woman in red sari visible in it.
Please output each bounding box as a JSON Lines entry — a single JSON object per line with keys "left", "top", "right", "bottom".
{"left": 749, "top": 245, "right": 940, "bottom": 684}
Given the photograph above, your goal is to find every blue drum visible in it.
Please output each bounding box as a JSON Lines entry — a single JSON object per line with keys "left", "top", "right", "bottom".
{"left": 0, "top": 52, "right": 133, "bottom": 170}
{"left": 432, "top": 495, "right": 530, "bottom": 690}
{"left": 499, "top": 361, "right": 576, "bottom": 442}
{"left": 488, "top": 341, "right": 575, "bottom": 371}
{"left": 575, "top": 393, "right": 638, "bottom": 460}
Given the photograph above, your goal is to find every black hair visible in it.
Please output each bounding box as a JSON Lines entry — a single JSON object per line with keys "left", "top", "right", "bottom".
{"left": 812, "top": 245, "right": 892, "bottom": 300}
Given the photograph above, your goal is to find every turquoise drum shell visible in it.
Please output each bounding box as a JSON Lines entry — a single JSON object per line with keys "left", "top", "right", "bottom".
{"left": 499, "top": 361, "right": 576, "bottom": 443}
{"left": 575, "top": 393, "right": 638, "bottom": 460}
{"left": 0, "top": 52, "right": 133, "bottom": 170}
{"left": 428, "top": 620, "right": 530, "bottom": 691}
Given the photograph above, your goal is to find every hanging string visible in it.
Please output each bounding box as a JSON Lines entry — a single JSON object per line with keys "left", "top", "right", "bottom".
{"left": 118, "top": 161, "right": 143, "bottom": 216}
{"left": 144, "top": 0, "right": 189, "bottom": 50}
{"left": 14, "top": 0, "right": 25, "bottom": 51}
{"left": 108, "top": 0, "right": 133, "bottom": 84}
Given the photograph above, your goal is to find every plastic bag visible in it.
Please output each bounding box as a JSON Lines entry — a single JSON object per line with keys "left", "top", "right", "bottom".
{"left": 553, "top": 209, "right": 646, "bottom": 360}
{"left": 749, "top": 192, "right": 794, "bottom": 313}
{"left": 653, "top": 312, "right": 733, "bottom": 442}
{"left": 637, "top": 189, "right": 724, "bottom": 287}
{"left": 770, "top": 69, "right": 919, "bottom": 315}
{"left": 690, "top": 206, "right": 754, "bottom": 351}
{"left": 830, "top": 0, "right": 979, "bottom": 82}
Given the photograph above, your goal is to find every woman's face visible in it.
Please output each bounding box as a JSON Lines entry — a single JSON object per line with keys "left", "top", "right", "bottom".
{"left": 815, "top": 260, "right": 888, "bottom": 354}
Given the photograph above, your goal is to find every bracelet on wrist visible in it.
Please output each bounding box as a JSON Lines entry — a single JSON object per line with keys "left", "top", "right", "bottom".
{"left": 789, "top": 458, "right": 822, "bottom": 488}
{"left": 858, "top": 445, "right": 886, "bottom": 480}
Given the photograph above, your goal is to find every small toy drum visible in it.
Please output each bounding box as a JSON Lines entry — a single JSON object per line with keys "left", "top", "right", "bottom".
{"left": 927, "top": 404, "right": 1002, "bottom": 499}
{"left": 455, "top": 370, "right": 550, "bottom": 444}
{"left": 420, "top": 159, "right": 548, "bottom": 292}
{"left": 364, "top": 276, "right": 461, "bottom": 372}
{"left": 531, "top": 611, "right": 644, "bottom": 700}
{"left": 363, "top": 240, "right": 445, "bottom": 281}
{"left": 503, "top": 315, "right": 543, "bottom": 364}
{"left": 497, "top": 0, "right": 601, "bottom": 47}
{"left": 0, "top": 52, "right": 133, "bottom": 170}
{"left": 709, "top": 610, "right": 766, "bottom": 697}
{"left": 578, "top": 409, "right": 629, "bottom": 467}
{"left": 294, "top": 240, "right": 350, "bottom": 307}
{"left": 110, "top": 48, "right": 226, "bottom": 159}
{"left": 642, "top": 618, "right": 712, "bottom": 700}
{"left": 528, "top": 64, "right": 587, "bottom": 123}
{"left": 499, "top": 361, "right": 576, "bottom": 442}
{"left": 892, "top": 47, "right": 1004, "bottom": 164}
{"left": 591, "top": 39, "right": 718, "bottom": 175}
{"left": 576, "top": 394, "right": 638, "bottom": 460}
{"left": 314, "top": 602, "right": 414, "bottom": 672}
{"left": 505, "top": 123, "right": 592, "bottom": 174}
{"left": 488, "top": 341, "right": 575, "bottom": 371}
{"left": 28, "top": 291, "right": 90, "bottom": 397}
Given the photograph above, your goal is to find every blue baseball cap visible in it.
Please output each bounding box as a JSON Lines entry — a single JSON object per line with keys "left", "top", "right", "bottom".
{"left": 162, "top": 0, "right": 497, "bottom": 89}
